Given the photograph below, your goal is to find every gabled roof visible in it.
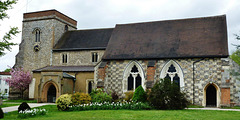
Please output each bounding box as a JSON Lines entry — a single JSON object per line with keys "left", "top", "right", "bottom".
{"left": 33, "top": 66, "right": 94, "bottom": 72}
{"left": 53, "top": 28, "right": 113, "bottom": 51}
{"left": 102, "top": 15, "right": 228, "bottom": 60}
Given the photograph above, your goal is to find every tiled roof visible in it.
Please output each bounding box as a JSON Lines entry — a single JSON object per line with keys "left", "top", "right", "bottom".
{"left": 53, "top": 28, "right": 113, "bottom": 51}
{"left": 33, "top": 66, "right": 94, "bottom": 72}
{"left": 102, "top": 15, "right": 228, "bottom": 60}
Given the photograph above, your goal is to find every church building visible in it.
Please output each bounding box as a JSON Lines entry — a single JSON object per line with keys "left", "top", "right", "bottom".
{"left": 14, "top": 9, "right": 240, "bottom": 107}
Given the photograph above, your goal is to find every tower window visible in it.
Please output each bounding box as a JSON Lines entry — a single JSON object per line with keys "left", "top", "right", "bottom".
{"left": 35, "top": 29, "right": 41, "bottom": 42}
{"left": 62, "top": 54, "right": 68, "bottom": 64}
{"left": 92, "top": 52, "right": 98, "bottom": 62}
{"left": 65, "top": 25, "right": 68, "bottom": 32}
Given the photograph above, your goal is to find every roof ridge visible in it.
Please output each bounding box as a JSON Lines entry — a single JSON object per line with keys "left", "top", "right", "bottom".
{"left": 115, "top": 14, "right": 226, "bottom": 26}
{"left": 69, "top": 28, "right": 114, "bottom": 32}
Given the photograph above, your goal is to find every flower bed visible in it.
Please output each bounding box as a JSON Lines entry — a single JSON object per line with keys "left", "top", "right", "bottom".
{"left": 69, "top": 101, "right": 152, "bottom": 111}
{"left": 18, "top": 108, "right": 47, "bottom": 119}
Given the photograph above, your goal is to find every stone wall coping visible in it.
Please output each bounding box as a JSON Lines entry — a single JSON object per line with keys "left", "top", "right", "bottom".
{"left": 23, "top": 9, "right": 77, "bottom": 26}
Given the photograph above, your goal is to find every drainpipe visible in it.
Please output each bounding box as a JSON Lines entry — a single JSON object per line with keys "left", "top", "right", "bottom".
{"left": 73, "top": 78, "right": 76, "bottom": 94}
{"left": 193, "top": 58, "right": 204, "bottom": 104}
{"left": 73, "top": 73, "right": 77, "bottom": 93}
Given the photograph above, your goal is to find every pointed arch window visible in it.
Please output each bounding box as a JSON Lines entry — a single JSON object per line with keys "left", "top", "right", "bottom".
{"left": 127, "top": 65, "right": 142, "bottom": 91}
{"left": 35, "top": 29, "right": 41, "bottom": 42}
{"left": 65, "top": 25, "right": 68, "bottom": 32}
{"left": 164, "top": 64, "right": 180, "bottom": 86}
{"left": 123, "top": 61, "right": 146, "bottom": 93}
{"left": 160, "top": 60, "right": 184, "bottom": 89}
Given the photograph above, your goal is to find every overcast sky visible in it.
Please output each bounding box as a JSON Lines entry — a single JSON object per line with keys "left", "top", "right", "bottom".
{"left": 0, "top": 0, "right": 240, "bottom": 71}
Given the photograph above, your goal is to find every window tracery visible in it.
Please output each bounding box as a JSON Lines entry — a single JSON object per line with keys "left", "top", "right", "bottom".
{"left": 123, "top": 61, "right": 145, "bottom": 93}
{"left": 160, "top": 60, "right": 184, "bottom": 88}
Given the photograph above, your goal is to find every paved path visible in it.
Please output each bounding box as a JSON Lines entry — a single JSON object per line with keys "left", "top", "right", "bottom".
{"left": 187, "top": 107, "right": 240, "bottom": 111}
{"left": 2, "top": 103, "right": 55, "bottom": 113}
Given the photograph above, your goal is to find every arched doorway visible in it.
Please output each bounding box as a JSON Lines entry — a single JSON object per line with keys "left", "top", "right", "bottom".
{"left": 206, "top": 84, "right": 216, "bottom": 107}
{"left": 47, "top": 85, "right": 56, "bottom": 103}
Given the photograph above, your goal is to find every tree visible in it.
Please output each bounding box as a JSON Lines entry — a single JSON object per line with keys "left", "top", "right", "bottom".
{"left": 4, "top": 67, "right": 32, "bottom": 99}
{"left": 230, "top": 50, "right": 240, "bottom": 66}
{"left": 148, "top": 78, "right": 189, "bottom": 110}
{"left": 3, "top": 68, "right": 11, "bottom": 72}
{"left": 232, "top": 33, "right": 240, "bottom": 49}
{"left": 0, "top": 0, "right": 20, "bottom": 57}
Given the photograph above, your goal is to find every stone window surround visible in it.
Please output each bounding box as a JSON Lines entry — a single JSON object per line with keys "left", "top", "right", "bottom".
{"left": 160, "top": 60, "right": 184, "bottom": 88}
{"left": 123, "top": 61, "right": 146, "bottom": 93}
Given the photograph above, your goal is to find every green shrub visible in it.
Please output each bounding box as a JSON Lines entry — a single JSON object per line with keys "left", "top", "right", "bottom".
{"left": 124, "top": 91, "right": 134, "bottom": 102}
{"left": 18, "top": 102, "right": 31, "bottom": 112}
{"left": 71, "top": 92, "right": 91, "bottom": 105}
{"left": 111, "top": 91, "right": 119, "bottom": 102}
{"left": 0, "top": 107, "right": 3, "bottom": 119}
{"left": 90, "top": 89, "right": 112, "bottom": 103}
{"left": 56, "top": 94, "right": 72, "bottom": 111}
{"left": 149, "top": 78, "right": 189, "bottom": 110}
{"left": 132, "top": 86, "right": 147, "bottom": 102}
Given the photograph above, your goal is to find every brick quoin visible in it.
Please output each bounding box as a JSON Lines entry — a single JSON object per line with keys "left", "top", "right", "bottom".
{"left": 146, "top": 66, "right": 156, "bottom": 81}
{"left": 98, "top": 66, "right": 108, "bottom": 81}
{"left": 221, "top": 88, "right": 230, "bottom": 105}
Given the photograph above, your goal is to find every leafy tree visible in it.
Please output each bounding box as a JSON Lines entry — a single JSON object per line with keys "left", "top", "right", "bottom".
{"left": 149, "top": 78, "right": 189, "bottom": 110}
{"left": 3, "top": 68, "right": 11, "bottom": 72}
{"left": 0, "top": 0, "right": 20, "bottom": 57}
{"left": 230, "top": 50, "right": 240, "bottom": 66}
{"left": 4, "top": 67, "right": 32, "bottom": 99}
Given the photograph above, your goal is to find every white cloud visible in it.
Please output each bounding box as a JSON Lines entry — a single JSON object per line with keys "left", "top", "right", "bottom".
{"left": 0, "top": 0, "right": 240, "bottom": 71}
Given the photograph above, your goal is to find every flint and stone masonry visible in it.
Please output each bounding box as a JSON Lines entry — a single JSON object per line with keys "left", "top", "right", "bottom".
{"left": 14, "top": 9, "right": 240, "bottom": 107}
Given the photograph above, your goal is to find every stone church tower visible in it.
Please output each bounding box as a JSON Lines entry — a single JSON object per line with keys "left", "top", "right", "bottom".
{"left": 14, "top": 10, "right": 77, "bottom": 71}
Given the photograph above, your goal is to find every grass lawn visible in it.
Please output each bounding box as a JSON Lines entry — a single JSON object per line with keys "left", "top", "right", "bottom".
{"left": 0, "top": 103, "right": 20, "bottom": 108}
{"left": 3, "top": 99, "right": 37, "bottom": 103}
{"left": 3, "top": 105, "right": 240, "bottom": 120}
{"left": 221, "top": 106, "right": 240, "bottom": 109}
